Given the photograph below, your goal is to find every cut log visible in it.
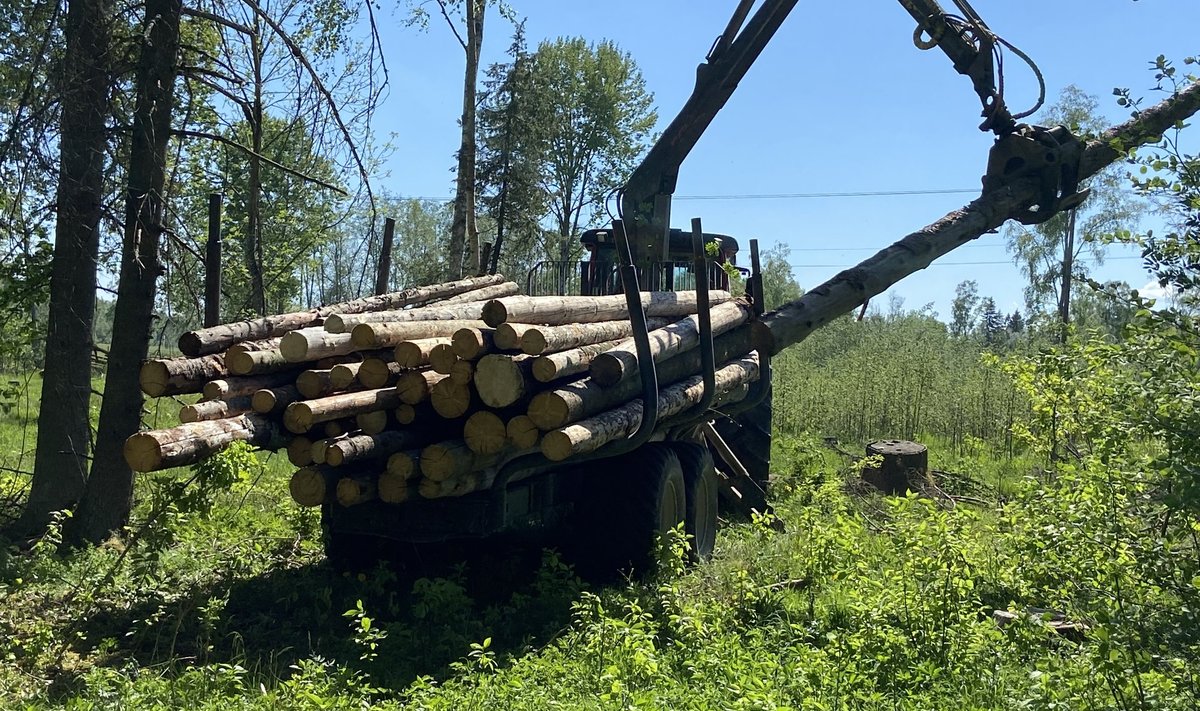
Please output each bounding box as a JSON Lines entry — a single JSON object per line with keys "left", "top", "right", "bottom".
{"left": 226, "top": 337, "right": 284, "bottom": 357}
{"left": 386, "top": 449, "right": 420, "bottom": 479}
{"left": 178, "top": 274, "right": 506, "bottom": 356}
{"left": 493, "top": 323, "right": 539, "bottom": 351}
{"left": 437, "top": 280, "right": 519, "bottom": 304}
{"left": 590, "top": 300, "right": 753, "bottom": 387}
{"left": 140, "top": 354, "right": 227, "bottom": 397}
{"left": 527, "top": 325, "right": 754, "bottom": 430}
{"left": 328, "top": 302, "right": 490, "bottom": 333}
{"left": 310, "top": 437, "right": 334, "bottom": 465}
{"left": 329, "top": 362, "right": 362, "bottom": 390}
{"left": 506, "top": 415, "right": 540, "bottom": 451}
{"left": 203, "top": 371, "right": 299, "bottom": 401}
{"left": 326, "top": 430, "right": 436, "bottom": 467}
{"left": 350, "top": 319, "right": 489, "bottom": 349}
{"left": 124, "top": 414, "right": 280, "bottom": 472}
{"left": 179, "top": 395, "right": 253, "bottom": 423}
{"left": 355, "top": 410, "right": 389, "bottom": 435}
{"left": 396, "top": 370, "right": 448, "bottom": 405}
{"left": 449, "top": 359, "right": 474, "bottom": 386}
{"left": 540, "top": 354, "right": 760, "bottom": 461}
{"left": 419, "top": 439, "right": 497, "bottom": 482}
{"left": 393, "top": 402, "right": 435, "bottom": 425}
{"left": 287, "top": 436, "right": 314, "bottom": 466}
{"left": 296, "top": 368, "right": 335, "bottom": 399}
{"left": 322, "top": 418, "right": 357, "bottom": 438}
{"left": 862, "top": 440, "right": 930, "bottom": 495}
{"left": 279, "top": 327, "right": 358, "bottom": 363}
{"left": 519, "top": 318, "right": 670, "bottom": 356}
{"left": 226, "top": 348, "right": 292, "bottom": 376}
{"left": 463, "top": 411, "right": 508, "bottom": 455}
{"left": 378, "top": 470, "right": 417, "bottom": 503}
{"left": 428, "top": 343, "right": 458, "bottom": 374}
{"left": 289, "top": 466, "right": 332, "bottom": 507}
{"left": 419, "top": 469, "right": 497, "bottom": 499}
{"left": 394, "top": 338, "right": 451, "bottom": 369}
{"left": 336, "top": 475, "right": 376, "bottom": 507}
{"left": 358, "top": 358, "right": 405, "bottom": 389}
{"left": 474, "top": 354, "right": 537, "bottom": 408}
{"left": 251, "top": 385, "right": 300, "bottom": 415}
{"left": 481, "top": 291, "right": 731, "bottom": 328}
{"left": 532, "top": 339, "right": 623, "bottom": 384}
{"left": 430, "top": 379, "right": 475, "bottom": 419}
{"left": 450, "top": 327, "right": 495, "bottom": 361}
{"left": 283, "top": 387, "right": 404, "bottom": 433}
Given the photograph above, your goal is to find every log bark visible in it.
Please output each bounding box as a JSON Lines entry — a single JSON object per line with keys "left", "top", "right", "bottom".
{"left": 289, "top": 466, "right": 331, "bottom": 507}
{"left": 474, "top": 354, "right": 537, "bottom": 408}
{"left": 336, "top": 475, "right": 377, "bottom": 507}
{"left": 527, "top": 325, "right": 755, "bottom": 430}
{"left": 541, "top": 354, "right": 760, "bottom": 461}
{"left": 180, "top": 396, "right": 253, "bottom": 423}
{"left": 862, "top": 440, "right": 930, "bottom": 495}
{"left": 397, "top": 370, "right": 449, "bottom": 405}
{"left": 358, "top": 358, "right": 405, "bottom": 389}
{"left": 124, "top": 414, "right": 279, "bottom": 472}
{"left": 755, "top": 81, "right": 1200, "bottom": 357}
{"left": 506, "top": 415, "right": 540, "bottom": 450}
{"left": 226, "top": 348, "right": 296, "bottom": 376}
{"left": 481, "top": 291, "right": 731, "bottom": 328}
{"left": 394, "top": 338, "right": 451, "bottom": 369}
{"left": 519, "top": 318, "right": 670, "bottom": 356}
{"left": 325, "top": 429, "right": 436, "bottom": 467}
{"left": 451, "top": 327, "right": 495, "bottom": 361}
{"left": 438, "top": 281, "right": 519, "bottom": 304}
{"left": 493, "top": 323, "right": 538, "bottom": 350}
{"left": 532, "top": 339, "right": 622, "bottom": 384}
{"left": 327, "top": 301, "right": 489, "bottom": 333}
{"left": 251, "top": 385, "right": 300, "bottom": 415}
{"left": 284, "top": 387, "right": 404, "bottom": 433}
{"left": 140, "top": 354, "right": 227, "bottom": 397}
{"left": 204, "top": 371, "right": 299, "bottom": 401}
{"left": 350, "top": 320, "right": 490, "bottom": 349}
{"left": 280, "top": 327, "right": 357, "bottom": 362}
{"left": 430, "top": 379, "right": 475, "bottom": 419}
{"left": 225, "top": 337, "right": 283, "bottom": 356}
{"left": 590, "top": 300, "right": 753, "bottom": 387}
{"left": 178, "top": 274, "right": 506, "bottom": 356}
{"left": 463, "top": 411, "right": 507, "bottom": 455}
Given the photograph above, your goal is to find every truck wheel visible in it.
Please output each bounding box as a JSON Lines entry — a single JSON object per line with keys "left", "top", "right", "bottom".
{"left": 673, "top": 443, "right": 718, "bottom": 561}
{"left": 575, "top": 444, "right": 686, "bottom": 576}
{"left": 713, "top": 385, "right": 773, "bottom": 489}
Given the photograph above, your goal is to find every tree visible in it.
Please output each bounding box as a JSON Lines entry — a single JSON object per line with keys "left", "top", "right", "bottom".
{"left": 477, "top": 37, "right": 656, "bottom": 265}
{"left": 760, "top": 242, "right": 802, "bottom": 311}
{"left": 11, "top": 0, "right": 113, "bottom": 536}
{"left": 1006, "top": 85, "right": 1145, "bottom": 343}
{"left": 949, "top": 280, "right": 978, "bottom": 337}
{"left": 977, "top": 296, "right": 1005, "bottom": 345}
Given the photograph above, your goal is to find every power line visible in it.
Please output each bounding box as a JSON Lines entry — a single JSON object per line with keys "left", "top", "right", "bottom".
{"left": 401, "top": 188, "right": 979, "bottom": 202}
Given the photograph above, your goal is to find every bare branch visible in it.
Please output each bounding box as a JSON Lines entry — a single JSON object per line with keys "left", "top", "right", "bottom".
{"left": 174, "top": 129, "right": 348, "bottom": 195}
{"left": 181, "top": 5, "right": 254, "bottom": 35}
{"left": 434, "top": 0, "right": 468, "bottom": 50}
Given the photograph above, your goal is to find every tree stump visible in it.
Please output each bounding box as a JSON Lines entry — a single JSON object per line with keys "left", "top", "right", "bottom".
{"left": 861, "top": 440, "right": 929, "bottom": 495}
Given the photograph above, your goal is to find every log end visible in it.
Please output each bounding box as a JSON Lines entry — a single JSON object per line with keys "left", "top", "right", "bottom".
{"left": 394, "top": 404, "right": 417, "bottom": 425}
{"left": 449, "top": 359, "right": 474, "bottom": 386}
{"left": 540, "top": 431, "right": 574, "bottom": 462}
{"left": 295, "top": 370, "right": 325, "bottom": 399}
{"left": 358, "top": 359, "right": 393, "bottom": 389}
{"left": 139, "top": 361, "right": 170, "bottom": 398}
{"left": 177, "top": 331, "right": 204, "bottom": 357}
{"left": 531, "top": 357, "right": 556, "bottom": 384}
{"left": 420, "top": 442, "right": 464, "bottom": 481}
{"left": 589, "top": 351, "right": 631, "bottom": 388}
{"left": 394, "top": 342, "right": 423, "bottom": 369}
{"left": 251, "top": 389, "right": 277, "bottom": 414}
{"left": 324, "top": 314, "right": 348, "bottom": 333}
{"left": 527, "top": 392, "right": 570, "bottom": 431}
{"left": 284, "top": 402, "right": 315, "bottom": 434}
{"left": 451, "top": 327, "right": 487, "bottom": 361}
{"left": 289, "top": 467, "right": 327, "bottom": 507}
{"left": 464, "top": 411, "right": 507, "bottom": 455}
{"left": 279, "top": 331, "right": 311, "bottom": 363}
{"left": 329, "top": 364, "right": 358, "bottom": 390}
{"left": 351, "top": 323, "right": 378, "bottom": 348}
{"left": 225, "top": 349, "right": 255, "bottom": 375}
{"left": 397, "top": 372, "right": 432, "bottom": 405}
{"left": 124, "top": 433, "right": 164, "bottom": 472}
{"left": 429, "top": 344, "right": 458, "bottom": 374}
{"left": 481, "top": 300, "right": 509, "bottom": 328}
{"left": 287, "top": 436, "right": 314, "bottom": 467}
{"left": 520, "top": 329, "right": 548, "bottom": 356}
{"left": 386, "top": 450, "right": 416, "bottom": 480}
{"left": 431, "top": 380, "right": 472, "bottom": 419}
{"left": 506, "top": 415, "right": 540, "bottom": 450}
{"left": 356, "top": 410, "right": 388, "bottom": 435}
{"left": 378, "top": 470, "right": 413, "bottom": 503}
{"left": 202, "top": 380, "right": 228, "bottom": 400}
{"left": 493, "top": 324, "right": 520, "bottom": 351}
{"left": 325, "top": 444, "right": 346, "bottom": 467}
{"left": 336, "top": 477, "right": 375, "bottom": 507}
{"left": 475, "top": 355, "right": 525, "bottom": 408}
{"left": 178, "top": 405, "right": 201, "bottom": 424}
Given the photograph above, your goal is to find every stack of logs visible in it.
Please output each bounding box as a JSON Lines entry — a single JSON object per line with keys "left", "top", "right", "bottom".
{"left": 128, "top": 274, "right": 761, "bottom": 511}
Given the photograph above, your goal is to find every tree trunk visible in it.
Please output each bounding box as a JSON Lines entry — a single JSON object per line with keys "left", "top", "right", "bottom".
{"left": 246, "top": 27, "right": 266, "bottom": 316}
{"left": 861, "top": 440, "right": 930, "bottom": 495}
{"left": 1057, "top": 208, "right": 1077, "bottom": 345}
{"left": 75, "top": 0, "right": 181, "bottom": 543}
{"left": 16, "top": 0, "right": 113, "bottom": 536}
{"left": 448, "top": 0, "right": 484, "bottom": 277}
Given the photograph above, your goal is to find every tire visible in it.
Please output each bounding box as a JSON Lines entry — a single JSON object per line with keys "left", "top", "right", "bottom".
{"left": 572, "top": 444, "right": 686, "bottom": 577}
{"left": 672, "top": 442, "right": 718, "bottom": 561}
{"left": 713, "top": 384, "right": 773, "bottom": 489}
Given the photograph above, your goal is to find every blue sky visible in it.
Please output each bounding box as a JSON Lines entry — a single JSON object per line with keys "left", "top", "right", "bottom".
{"left": 373, "top": 0, "right": 1199, "bottom": 318}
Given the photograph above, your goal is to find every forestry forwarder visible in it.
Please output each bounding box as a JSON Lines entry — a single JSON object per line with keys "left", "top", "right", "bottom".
{"left": 324, "top": 0, "right": 1089, "bottom": 570}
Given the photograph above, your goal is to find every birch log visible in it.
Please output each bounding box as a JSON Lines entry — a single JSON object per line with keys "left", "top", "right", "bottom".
{"left": 481, "top": 291, "right": 731, "bottom": 328}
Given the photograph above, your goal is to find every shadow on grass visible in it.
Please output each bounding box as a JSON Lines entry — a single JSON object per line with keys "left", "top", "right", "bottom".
{"left": 69, "top": 533, "right": 590, "bottom": 696}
